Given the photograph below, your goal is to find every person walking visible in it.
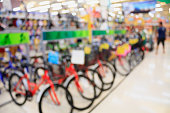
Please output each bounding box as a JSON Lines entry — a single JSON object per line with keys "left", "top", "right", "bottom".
{"left": 156, "top": 22, "right": 166, "bottom": 54}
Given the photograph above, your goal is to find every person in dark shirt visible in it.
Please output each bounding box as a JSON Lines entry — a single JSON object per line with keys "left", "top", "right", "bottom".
{"left": 156, "top": 22, "right": 166, "bottom": 54}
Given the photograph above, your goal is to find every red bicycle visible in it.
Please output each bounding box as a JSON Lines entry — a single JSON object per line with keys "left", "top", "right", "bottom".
{"left": 8, "top": 63, "right": 70, "bottom": 106}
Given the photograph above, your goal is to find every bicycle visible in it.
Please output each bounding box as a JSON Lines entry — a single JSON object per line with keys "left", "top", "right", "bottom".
{"left": 8, "top": 63, "right": 71, "bottom": 107}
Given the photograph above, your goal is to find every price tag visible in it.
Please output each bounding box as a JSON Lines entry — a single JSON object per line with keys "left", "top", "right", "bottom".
{"left": 71, "top": 50, "right": 85, "bottom": 65}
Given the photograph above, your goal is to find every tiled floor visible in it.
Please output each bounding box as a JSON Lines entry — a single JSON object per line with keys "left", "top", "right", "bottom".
{"left": 91, "top": 41, "right": 170, "bottom": 113}
{"left": 0, "top": 41, "right": 170, "bottom": 113}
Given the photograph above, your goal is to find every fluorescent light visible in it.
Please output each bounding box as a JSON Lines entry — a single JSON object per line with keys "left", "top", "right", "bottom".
{"left": 61, "top": 10, "right": 69, "bottom": 14}
{"left": 156, "top": 4, "right": 161, "bottom": 7}
{"left": 112, "top": 8, "right": 121, "bottom": 11}
{"left": 117, "top": 15, "right": 120, "bottom": 18}
{"left": 72, "top": 12, "right": 76, "bottom": 16}
{"left": 39, "top": 9, "right": 48, "bottom": 13}
{"left": 155, "top": 8, "right": 163, "bottom": 12}
{"left": 62, "top": 1, "right": 75, "bottom": 5}
{"left": 79, "top": 8, "right": 84, "bottom": 11}
{"left": 0, "top": 0, "right": 3, "bottom": 2}
{"left": 39, "top": 1, "right": 50, "bottom": 5}
{"left": 111, "top": 0, "right": 126, "bottom": 3}
{"left": 130, "top": 13, "right": 134, "bottom": 16}
{"left": 27, "top": 2, "right": 36, "bottom": 8}
{"left": 78, "top": 0, "right": 84, "bottom": 3}
{"left": 109, "top": 12, "right": 115, "bottom": 17}
{"left": 68, "top": 4, "right": 77, "bottom": 8}
{"left": 118, "top": 11, "right": 122, "bottom": 15}
{"left": 28, "top": 5, "right": 50, "bottom": 12}
{"left": 52, "top": 7, "right": 62, "bottom": 10}
{"left": 108, "top": 16, "right": 113, "bottom": 21}
{"left": 51, "top": 3, "right": 62, "bottom": 7}
{"left": 111, "top": 3, "right": 122, "bottom": 7}
{"left": 57, "top": 0, "right": 64, "bottom": 1}
{"left": 13, "top": 7, "right": 21, "bottom": 11}
{"left": 51, "top": 12, "right": 58, "bottom": 15}
{"left": 149, "top": 12, "right": 154, "bottom": 17}
{"left": 86, "top": 0, "right": 99, "bottom": 5}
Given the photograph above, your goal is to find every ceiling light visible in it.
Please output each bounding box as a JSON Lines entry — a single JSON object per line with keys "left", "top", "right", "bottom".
{"left": 27, "top": 2, "right": 36, "bottom": 8}
{"left": 130, "top": 13, "right": 134, "bottom": 16}
{"left": 52, "top": 7, "right": 62, "bottom": 10}
{"left": 39, "top": 9, "right": 48, "bottom": 13}
{"left": 109, "top": 12, "right": 115, "bottom": 17}
{"left": 62, "top": 1, "right": 75, "bottom": 5}
{"left": 111, "top": 0, "right": 126, "bottom": 3}
{"left": 51, "top": 12, "right": 58, "bottom": 15}
{"left": 68, "top": 4, "right": 77, "bottom": 8}
{"left": 39, "top": 1, "right": 50, "bottom": 5}
{"left": 111, "top": 3, "right": 122, "bottom": 7}
{"left": 28, "top": 5, "right": 50, "bottom": 12}
{"left": 108, "top": 16, "right": 113, "bottom": 21}
{"left": 155, "top": 4, "right": 161, "bottom": 7}
{"left": 13, "top": 7, "right": 21, "bottom": 11}
{"left": 51, "top": 3, "right": 62, "bottom": 7}
{"left": 79, "top": 8, "right": 84, "bottom": 11}
{"left": 113, "top": 8, "right": 121, "bottom": 11}
{"left": 117, "top": 15, "right": 120, "bottom": 18}
{"left": 118, "top": 11, "right": 122, "bottom": 15}
{"left": 61, "top": 10, "right": 69, "bottom": 14}
{"left": 149, "top": 12, "right": 154, "bottom": 17}
{"left": 72, "top": 12, "right": 76, "bottom": 16}
{"left": 57, "top": 0, "right": 64, "bottom": 1}
{"left": 86, "top": 0, "right": 99, "bottom": 5}
{"left": 155, "top": 8, "right": 163, "bottom": 12}
{"left": 0, "top": 0, "right": 3, "bottom": 2}
{"left": 78, "top": 0, "right": 84, "bottom": 3}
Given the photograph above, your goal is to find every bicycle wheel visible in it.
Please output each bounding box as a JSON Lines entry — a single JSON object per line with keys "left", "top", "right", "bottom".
{"left": 9, "top": 73, "right": 27, "bottom": 106}
{"left": 115, "top": 56, "right": 131, "bottom": 76}
{"left": 39, "top": 84, "right": 73, "bottom": 113}
{"left": 85, "top": 69, "right": 103, "bottom": 99}
{"left": 95, "top": 63, "right": 115, "bottom": 91}
{"left": 66, "top": 75, "right": 96, "bottom": 110}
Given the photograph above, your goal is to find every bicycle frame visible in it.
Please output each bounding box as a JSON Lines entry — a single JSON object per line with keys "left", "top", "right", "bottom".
{"left": 12, "top": 68, "right": 61, "bottom": 105}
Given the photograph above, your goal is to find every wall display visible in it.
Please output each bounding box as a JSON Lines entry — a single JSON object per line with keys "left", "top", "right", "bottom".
{"left": 123, "top": 0, "right": 156, "bottom": 15}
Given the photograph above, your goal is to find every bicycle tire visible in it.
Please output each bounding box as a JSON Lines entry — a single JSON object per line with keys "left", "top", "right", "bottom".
{"left": 39, "top": 84, "right": 73, "bottom": 113}
{"left": 9, "top": 73, "right": 27, "bottom": 106}
{"left": 95, "top": 63, "right": 115, "bottom": 91}
{"left": 66, "top": 75, "right": 96, "bottom": 111}
{"left": 85, "top": 69, "right": 103, "bottom": 99}
{"left": 114, "top": 56, "right": 131, "bottom": 76}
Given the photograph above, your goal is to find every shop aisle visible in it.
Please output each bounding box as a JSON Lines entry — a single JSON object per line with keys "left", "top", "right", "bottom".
{"left": 91, "top": 41, "right": 170, "bottom": 113}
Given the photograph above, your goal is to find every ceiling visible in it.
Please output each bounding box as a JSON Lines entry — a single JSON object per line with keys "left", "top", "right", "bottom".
{"left": 2, "top": 0, "right": 170, "bottom": 17}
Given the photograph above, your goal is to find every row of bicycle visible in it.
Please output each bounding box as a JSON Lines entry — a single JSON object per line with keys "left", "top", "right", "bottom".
{"left": 0, "top": 36, "right": 145, "bottom": 113}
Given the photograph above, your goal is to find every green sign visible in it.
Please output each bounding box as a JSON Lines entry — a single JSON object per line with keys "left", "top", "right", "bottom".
{"left": 43, "top": 30, "right": 89, "bottom": 41}
{"left": 43, "top": 30, "right": 126, "bottom": 41}
{"left": 157, "top": 0, "right": 170, "bottom": 4}
{"left": 0, "top": 32, "right": 30, "bottom": 47}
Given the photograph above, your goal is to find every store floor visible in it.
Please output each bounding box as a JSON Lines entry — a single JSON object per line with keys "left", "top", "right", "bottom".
{"left": 0, "top": 41, "right": 170, "bottom": 113}
{"left": 91, "top": 41, "right": 170, "bottom": 113}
